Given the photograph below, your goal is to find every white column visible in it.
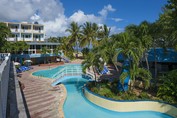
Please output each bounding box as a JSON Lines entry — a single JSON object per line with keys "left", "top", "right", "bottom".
{"left": 19, "top": 23, "right": 21, "bottom": 41}
{"left": 31, "top": 24, "right": 33, "bottom": 41}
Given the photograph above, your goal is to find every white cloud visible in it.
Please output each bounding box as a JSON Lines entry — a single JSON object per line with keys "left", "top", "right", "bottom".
{"left": 0, "top": 1, "right": 121, "bottom": 37}
{"left": 110, "top": 26, "right": 124, "bottom": 35}
{"left": 39, "top": 14, "right": 69, "bottom": 37}
{"left": 0, "top": 0, "right": 34, "bottom": 21}
{"left": 31, "top": 0, "right": 64, "bottom": 21}
{"left": 30, "top": 14, "right": 40, "bottom": 21}
{"left": 69, "top": 10, "right": 102, "bottom": 24}
{"left": 98, "top": 4, "right": 116, "bottom": 17}
{"left": 111, "top": 18, "right": 123, "bottom": 22}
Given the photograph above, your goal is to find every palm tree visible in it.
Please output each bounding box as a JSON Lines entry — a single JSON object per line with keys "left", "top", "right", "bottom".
{"left": 81, "top": 47, "right": 89, "bottom": 58}
{"left": 113, "top": 32, "right": 151, "bottom": 90}
{"left": 98, "top": 24, "right": 111, "bottom": 39}
{"left": 56, "top": 37, "right": 74, "bottom": 59}
{"left": 125, "top": 21, "right": 153, "bottom": 70}
{"left": 82, "top": 51, "right": 104, "bottom": 85}
{"left": 47, "top": 37, "right": 62, "bottom": 43}
{"left": 16, "top": 41, "right": 29, "bottom": 54}
{"left": 1, "top": 41, "right": 12, "bottom": 53}
{"left": 80, "top": 22, "right": 99, "bottom": 47}
{"left": 66, "top": 22, "right": 81, "bottom": 57}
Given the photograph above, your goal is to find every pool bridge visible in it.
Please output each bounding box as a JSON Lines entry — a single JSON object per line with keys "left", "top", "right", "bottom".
{"left": 51, "top": 65, "right": 93, "bottom": 86}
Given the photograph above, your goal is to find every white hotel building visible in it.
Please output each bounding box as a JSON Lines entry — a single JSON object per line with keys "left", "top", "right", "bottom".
{"left": 4, "top": 22, "right": 60, "bottom": 55}
{"left": 3, "top": 22, "right": 60, "bottom": 64}
{"left": 5, "top": 22, "right": 45, "bottom": 42}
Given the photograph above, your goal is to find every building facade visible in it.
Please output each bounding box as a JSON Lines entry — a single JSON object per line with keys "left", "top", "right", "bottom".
{"left": 3, "top": 22, "right": 61, "bottom": 64}
{"left": 5, "top": 22, "right": 45, "bottom": 42}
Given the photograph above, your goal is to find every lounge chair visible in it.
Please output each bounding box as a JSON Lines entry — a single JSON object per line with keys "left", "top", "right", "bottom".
{"left": 98, "top": 66, "right": 110, "bottom": 75}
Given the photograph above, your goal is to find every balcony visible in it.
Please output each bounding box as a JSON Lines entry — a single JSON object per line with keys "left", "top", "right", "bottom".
{"left": 21, "top": 29, "right": 32, "bottom": 33}
{"left": 33, "top": 30, "right": 44, "bottom": 34}
{"left": 11, "top": 29, "right": 19, "bottom": 32}
{"left": 33, "top": 38, "right": 45, "bottom": 42}
{"left": 20, "top": 38, "right": 33, "bottom": 41}
{"left": 7, "top": 37, "right": 20, "bottom": 41}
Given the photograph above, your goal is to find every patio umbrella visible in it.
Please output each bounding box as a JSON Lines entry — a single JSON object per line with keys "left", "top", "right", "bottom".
{"left": 14, "top": 62, "right": 21, "bottom": 66}
{"left": 24, "top": 60, "right": 32, "bottom": 63}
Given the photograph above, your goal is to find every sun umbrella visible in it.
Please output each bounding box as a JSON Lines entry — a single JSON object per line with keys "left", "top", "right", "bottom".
{"left": 14, "top": 62, "right": 21, "bottom": 66}
{"left": 24, "top": 60, "right": 32, "bottom": 63}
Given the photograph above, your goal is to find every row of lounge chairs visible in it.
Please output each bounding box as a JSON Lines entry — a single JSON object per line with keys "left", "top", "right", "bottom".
{"left": 16, "top": 66, "right": 33, "bottom": 73}
{"left": 97, "top": 66, "right": 110, "bottom": 75}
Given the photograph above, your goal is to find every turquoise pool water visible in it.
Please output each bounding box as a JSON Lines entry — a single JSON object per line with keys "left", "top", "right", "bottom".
{"left": 63, "top": 77, "right": 172, "bottom": 118}
{"left": 32, "top": 64, "right": 173, "bottom": 118}
{"left": 32, "top": 64, "right": 82, "bottom": 78}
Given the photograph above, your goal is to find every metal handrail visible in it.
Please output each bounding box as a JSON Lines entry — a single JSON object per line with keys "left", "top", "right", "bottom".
{"left": 52, "top": 65, "right": 83, "bottom": 84}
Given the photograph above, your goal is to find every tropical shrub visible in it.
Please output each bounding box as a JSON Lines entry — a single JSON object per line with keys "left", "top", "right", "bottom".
{"left": 81, "top": 47, "right": 89, "bottom": 58}
{"left": 157, "top": 70, "right": 177, "bottom": 104}
{"left": 139, "top": 92, "right": 150, "bottom": 100}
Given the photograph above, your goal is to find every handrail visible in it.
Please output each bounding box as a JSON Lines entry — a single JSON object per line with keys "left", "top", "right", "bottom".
{"left": 51, "top": 66, "right": 66, "bottom": 78}
{"left": 52, "top": 65, "right": 83, "bottom": 84}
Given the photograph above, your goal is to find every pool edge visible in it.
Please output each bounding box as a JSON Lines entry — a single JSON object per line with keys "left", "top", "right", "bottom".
{"left": 83, "top": 87, "right": 177, "bottom": 118}
{"left": 58, "top": 84, "right": 67, "bottom": 118}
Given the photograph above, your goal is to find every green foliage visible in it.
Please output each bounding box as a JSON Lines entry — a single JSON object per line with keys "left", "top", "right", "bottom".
{"left": 156, "top": 0, "right": 177, "bottom": 48}
{"left": 157, "top": 70, "right": 177, "bottom": 104}
{"left": 0, "top": 22, "right": 11, "bottom": 52}
{"left": 87, "top": 81, "right": 147, "bottom": 100}
{"left": 47, "top": 37, "right": 63, "bottom": 43}
{"left": 81, "top": 47, "right": 89, "bottom": 58}
{"left": 139, "top": 92, "right": 150, "bottom": 100}
{"left": 1, "top": 41, "right": 29, "bottom": 53}
{"left": 80, "top": 22, "right": 99, "bottom": 47}
{"left": 66, "top": 21, "right": 81, "bottom": 53}
{"left": 55, "top": 37, "right": 74, "bottom": 59}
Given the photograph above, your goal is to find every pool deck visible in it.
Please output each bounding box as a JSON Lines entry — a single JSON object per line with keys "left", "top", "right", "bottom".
{"left": 18, "top": 62, "right": 66, "bottom": 118}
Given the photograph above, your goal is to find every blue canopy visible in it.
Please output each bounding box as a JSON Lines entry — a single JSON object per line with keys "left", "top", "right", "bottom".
{"left": 147, "top": 48, "right": 177, "bottom": 63}
{"left": 117, "top": 48, "right": 177, "bottom": 63}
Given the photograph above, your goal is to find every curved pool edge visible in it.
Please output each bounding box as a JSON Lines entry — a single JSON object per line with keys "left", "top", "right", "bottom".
{"left": 58, "top": 84, "right": 67, "bottom": 118}
{"left": 83, "top": 87, "right": 177, "bottom": 118}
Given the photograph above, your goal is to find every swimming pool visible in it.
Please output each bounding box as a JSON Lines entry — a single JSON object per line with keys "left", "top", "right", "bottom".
{"left": 32, "top": 64, "right": 173, "bottom": 118}
{"left": 32, "top": 64, "right": 82, "bottom": 79}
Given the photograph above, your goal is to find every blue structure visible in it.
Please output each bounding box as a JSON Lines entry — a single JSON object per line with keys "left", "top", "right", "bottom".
{"left": 117, "top": 48, "right": 177, "bottom": 63}
{"left": 118, "top": 60, "right": 130, "bottom": 91}
{"left": 147, "top": 48, "right": 177, "bottom": 63}
{"left": 118, "top": 69, "right": 130, "bottom": 91}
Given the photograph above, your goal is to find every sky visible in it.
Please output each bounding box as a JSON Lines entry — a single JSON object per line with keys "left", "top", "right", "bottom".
{"left": 0, "top": 0, "right": 167, "bottom": 37}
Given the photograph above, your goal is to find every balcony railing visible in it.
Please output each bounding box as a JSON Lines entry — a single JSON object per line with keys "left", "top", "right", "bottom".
{"left": 21, "top": 29, "right": 32, "bottom": 33}
{"left": 11, "top": 29, "right": 19, "bottom": 32}
{"left": 33, "top": 38, "right": 44, "bottom": 41}
{"left": 33, "top": 30, "right": 44, "bottom": 33}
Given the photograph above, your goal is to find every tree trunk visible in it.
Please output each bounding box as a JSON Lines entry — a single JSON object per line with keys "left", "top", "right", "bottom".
{"left": 145, "top": 54, "right": 149, "bottom": 70}
{"left": 76, "top": 40, "right": 79, "bottom": 58}
{"left": 92, "top": 66, "right": 97, "bottom": 86}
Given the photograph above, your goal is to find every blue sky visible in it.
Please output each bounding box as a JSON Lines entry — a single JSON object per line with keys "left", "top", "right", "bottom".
{"left": 61, "top": 0, "right": 167, "bottom": 29}
{"left": 0, "top": 0, "right": 167, "bottom": 37}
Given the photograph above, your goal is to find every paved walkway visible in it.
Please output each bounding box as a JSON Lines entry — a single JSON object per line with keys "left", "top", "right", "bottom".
{"left": 18, "top": 65, "right": 65, "bottom": 118}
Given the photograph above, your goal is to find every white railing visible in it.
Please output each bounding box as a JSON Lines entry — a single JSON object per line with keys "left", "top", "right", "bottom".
{"left": 52, "top": 65, "right": 83, "bottom": 85}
